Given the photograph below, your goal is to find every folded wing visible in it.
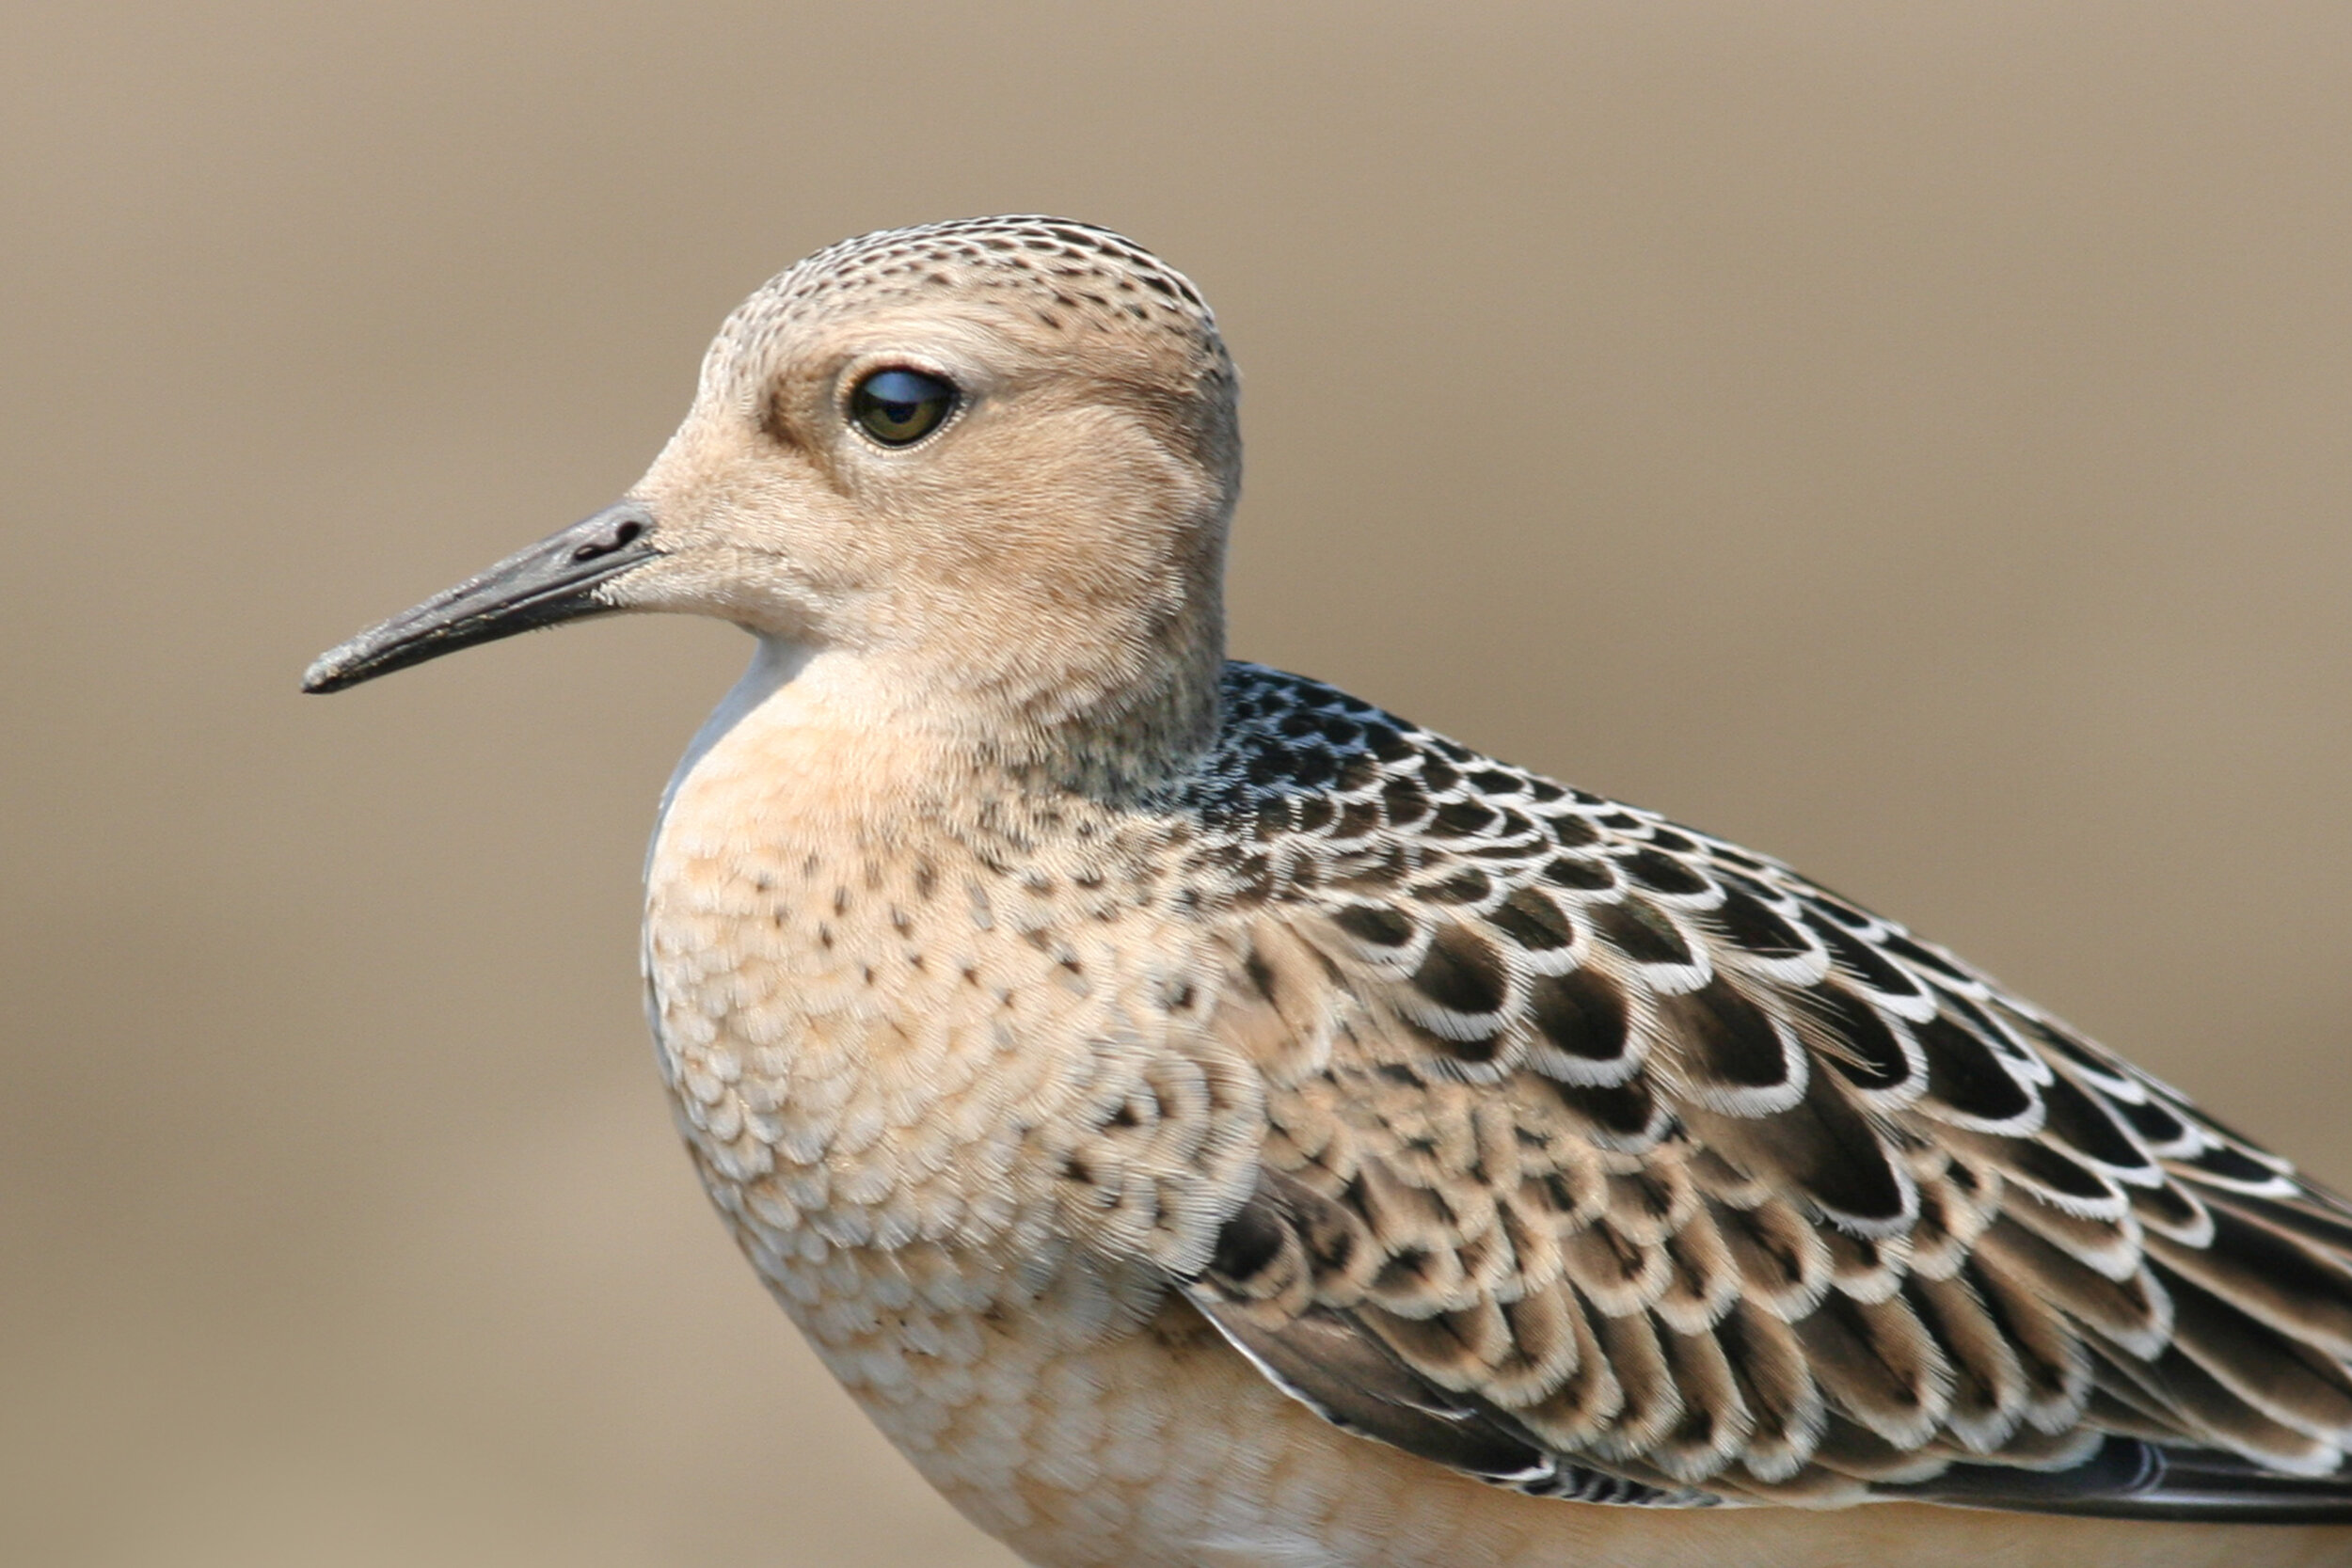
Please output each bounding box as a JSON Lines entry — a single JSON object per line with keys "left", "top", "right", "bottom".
{"left": 1175, "top": 666, "right": 2352, "bottom": 1521}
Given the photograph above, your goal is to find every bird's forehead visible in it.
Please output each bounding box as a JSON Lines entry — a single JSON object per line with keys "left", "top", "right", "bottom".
{"left": 701, "top": 215, "right": 1229, "bottom": 404}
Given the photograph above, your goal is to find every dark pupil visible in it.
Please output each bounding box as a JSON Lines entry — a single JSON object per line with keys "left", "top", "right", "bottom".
{"left": 853, "top": 368, "right": 952, "bottom": 444}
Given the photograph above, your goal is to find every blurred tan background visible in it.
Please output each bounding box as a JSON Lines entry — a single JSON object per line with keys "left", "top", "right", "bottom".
{"left": 7, "top": 3, "right": 2352, "bottom": 1564}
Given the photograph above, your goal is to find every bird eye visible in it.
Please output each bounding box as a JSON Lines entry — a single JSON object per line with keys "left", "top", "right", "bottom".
{"left": 848, "top": 367, "right": 958, "bottom": 446}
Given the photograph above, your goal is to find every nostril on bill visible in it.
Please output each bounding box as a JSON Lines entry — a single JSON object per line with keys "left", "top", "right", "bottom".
{"left": 573, "top": 518, "right": 645, "bottom": 562}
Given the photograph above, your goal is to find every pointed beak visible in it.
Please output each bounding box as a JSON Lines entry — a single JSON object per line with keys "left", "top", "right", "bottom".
{"left": 303, "top": 501, "right": 660, "bottom": 693}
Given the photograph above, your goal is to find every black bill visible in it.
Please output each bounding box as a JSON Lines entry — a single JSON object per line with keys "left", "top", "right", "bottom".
{"left": 303, "top": 501, "right": 659, "bottom": 694}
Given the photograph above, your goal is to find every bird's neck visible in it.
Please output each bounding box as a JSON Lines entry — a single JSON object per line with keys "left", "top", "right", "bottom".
{"left": 656, "top": 633, "right": 1220, "bottom": 854}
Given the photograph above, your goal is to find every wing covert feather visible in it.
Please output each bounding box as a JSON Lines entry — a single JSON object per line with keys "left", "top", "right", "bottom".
{"left": 1171, "top": 665, "right": 2352, "bottom": 1520}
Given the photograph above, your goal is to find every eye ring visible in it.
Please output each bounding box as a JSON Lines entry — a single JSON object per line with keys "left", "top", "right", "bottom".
{"left": 848, "top": 366, "right": 959, "bottom": 447}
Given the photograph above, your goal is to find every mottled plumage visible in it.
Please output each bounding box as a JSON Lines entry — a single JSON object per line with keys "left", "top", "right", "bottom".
{"left": 1178, "top": 667, "right": 2352, "bottom": 1517}
{"left": 309, "top": 218, "right": 2352, "bottom": 1566}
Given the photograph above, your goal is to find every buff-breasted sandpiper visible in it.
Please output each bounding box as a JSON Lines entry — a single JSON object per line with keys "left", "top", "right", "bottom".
{"left": 307, "top": 217, "right": 2352, "bottom": 1566}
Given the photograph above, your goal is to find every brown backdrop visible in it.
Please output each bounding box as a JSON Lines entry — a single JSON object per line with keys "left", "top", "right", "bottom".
{"left": 8, "top": 5, "right": 2352, "bottom": 1564}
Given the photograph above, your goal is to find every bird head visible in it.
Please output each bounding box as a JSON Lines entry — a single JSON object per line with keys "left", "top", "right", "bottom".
{"left": 305, "top": 217, "right": 1240, "bottom": 766}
